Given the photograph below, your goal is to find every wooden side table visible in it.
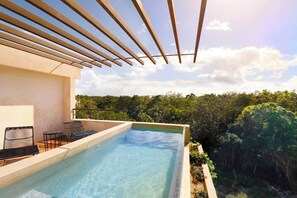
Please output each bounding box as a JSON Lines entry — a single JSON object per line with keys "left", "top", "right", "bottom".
{"left": 43, "top": 131, "right": 62, "bottom": 151}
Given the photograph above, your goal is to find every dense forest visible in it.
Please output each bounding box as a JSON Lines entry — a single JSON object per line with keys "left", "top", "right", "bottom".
{"left": 75, "top": 90, "right": 297, "bottom": 197}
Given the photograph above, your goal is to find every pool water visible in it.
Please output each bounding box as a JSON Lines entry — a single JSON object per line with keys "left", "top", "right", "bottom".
{"left": 1, "top": 129, "right": 183, "bottom": 198}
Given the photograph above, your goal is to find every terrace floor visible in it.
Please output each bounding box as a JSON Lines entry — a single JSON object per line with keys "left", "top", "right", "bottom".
{"left": 36, "top": 140, "right": 69, "bottom": 153}
{"left": 0, "top": 140, "right": 69, "bottom": 166}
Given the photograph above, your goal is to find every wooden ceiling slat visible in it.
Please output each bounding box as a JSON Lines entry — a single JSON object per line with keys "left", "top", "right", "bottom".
{"left": 27, "top": 0, "right": 133, "bottom": 66}
{"left": 1, "top": 1, "right": 208, "bottom": 67}
{"left": 0, "top": 1, "right": 116, "bottom": 67}
{"left": 0, "top": 38, "right": 83, "bottom": 69}
{"left": 0, "top": 12, "right": 104, "bottom": 68}
{"left": 60, "top": 0, "right": 142, "bottom": 65}
{"left": 97, "top": 0, "right": 156, "bottom": 65}
{"left": 0, "top": 23, "right": 95, "bottom": 68}
{"left": 0, "top": 31, "right": 89, "bottom": 68}
{"left": 193, "top": 0, "right": 207, "bottom": 63}
{"left": 167, "top": 0, "right": 181, "bottom": 63}
{"left": 81, "top": 62, "right": 94, "bottom": 68}
{"left": 132, "top": 0, "right": 168, "bottom": 64}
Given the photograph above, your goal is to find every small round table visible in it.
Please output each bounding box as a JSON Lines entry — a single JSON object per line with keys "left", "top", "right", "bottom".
{"left": 43, "top": 131, "right": 62, "bottom": 151}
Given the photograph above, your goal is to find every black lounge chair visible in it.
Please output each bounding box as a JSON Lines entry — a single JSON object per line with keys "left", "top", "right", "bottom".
{"left": 0, "top": 126, "right": 39, "bottom": 164}
{"left": 63, "top": 121, "right": 97, "bottom": 141}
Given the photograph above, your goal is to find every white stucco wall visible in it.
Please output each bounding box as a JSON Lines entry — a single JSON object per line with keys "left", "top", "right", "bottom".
{"left": 0, "top": 45, "right": 81, "bottom": 143}
{"left": 0, "top": 106, "right": 34, "bottom": 149}
{"left": 0, "top": 66, "right": 66, "bottom": 142}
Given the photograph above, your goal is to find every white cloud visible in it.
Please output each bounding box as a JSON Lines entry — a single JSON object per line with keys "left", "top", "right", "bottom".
{"left": 172, "top": 47, "right": 297, "bottom": 84}
{"left": 76, "top": 69, "right": 204, "bottom": 96}
{"left": 205, "top": 20, "right": 232, "bottom": 31}
{"left": 127, "top": 56, "right": 166, "bottom": 78}
{"left": 76, "top": 69, "right": 297, "bottom": 96}
{"left": 209, "top": 70, "right": 244, "bottom": 84}
{"left": 255, "top": 75, "right": 264, "bottom": 80}
{"left": 137, "top": 23, "right": 147, "bottom": 34}
{"left": 76, "top": 47, "right": 297, "bottom": 96}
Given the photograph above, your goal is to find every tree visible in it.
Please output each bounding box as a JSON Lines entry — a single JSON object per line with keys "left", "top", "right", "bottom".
{"left": 75, "top": 95, "right": 98, "bottom": 118}
{"left": 227, "top": 103, "right": 297, "bottom": 190}
{"left": 218, "top": 132, "right": 242, "bottom": 168}
{"left": 190, "top": 93, "right": 245, "bottom": 150}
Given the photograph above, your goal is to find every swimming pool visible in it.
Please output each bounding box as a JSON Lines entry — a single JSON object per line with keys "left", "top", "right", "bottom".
{"left": 0, "top": 127, "right": 183, "bottom": 198}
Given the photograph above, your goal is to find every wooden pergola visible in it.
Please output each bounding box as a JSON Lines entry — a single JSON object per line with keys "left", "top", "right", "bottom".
{"left": 0, "top": 0, "right": 207, "bottom": 69}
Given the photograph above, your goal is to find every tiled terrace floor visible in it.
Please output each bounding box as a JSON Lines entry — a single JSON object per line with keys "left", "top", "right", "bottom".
{"left": 36, "top": 140, "right": 69, "bottom": 153}
{"left": 0, "top": 140, "right": 69, "bottom": 166}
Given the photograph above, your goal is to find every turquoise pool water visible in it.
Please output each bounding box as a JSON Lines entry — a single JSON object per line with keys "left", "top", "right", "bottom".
{"left": 1, "top": 128, "right": 183, "bottom": 198}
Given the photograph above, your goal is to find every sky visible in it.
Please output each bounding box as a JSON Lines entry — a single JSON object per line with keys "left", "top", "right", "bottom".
{"left": 2, "top": 0, "right": 297, "bottom": 96}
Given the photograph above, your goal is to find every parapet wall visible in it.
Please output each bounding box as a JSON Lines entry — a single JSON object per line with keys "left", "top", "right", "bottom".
{"left": 0, "top": 45, "right": 81, "bottom": 143}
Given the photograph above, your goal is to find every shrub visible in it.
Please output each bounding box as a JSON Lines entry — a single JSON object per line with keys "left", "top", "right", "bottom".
{"left": 249, "top": 186, "right": 278, "bottom": 198}
{"left": 206, "top": 157, "right": 217, "bottom": 179}
{"left": 192, "top": 166, "right": 204, "bottom": 182}
{"left": 195, "top": 190, "right": 208, "bottom": 198}
{"left": 190, "top": 151, "right": 208, "bottom": 166}
{"left": 190, "top": 145, "right": 217, "bottom": 179}
{"left": 226, "top": 192, "right": 248, "bottom": 198}
{"left": 190, "top": 142, "right": 200, "bottom": 152}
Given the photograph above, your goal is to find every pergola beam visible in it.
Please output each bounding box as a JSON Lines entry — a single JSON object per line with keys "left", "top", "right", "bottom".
{"left": 167, "top": 0, "right": 181, "bottom": 63}
{"left": 0, "top": 1, "right": 207, "bottom": 67}
{"left": 132, "top": 0, "right": 168, "bottom": 64}
{"left": 0, "top": 31, "right": 89, "bottom": 68}
{"left": 97, "top": 0, "right": 156, "bottom": 65}
{"left": 0, "top": 23, "right": 95, "bottom": 68}
{"left": 193, "top": 0, "right": 207, "bottom": 63}
{"left": 0, "top": 38, "right": 83, "bottom": 69}
{"left": 0, "top": 12, "right": 104, "bottom": 68}
{"left": 0, "top": 1, "right": 116, "bottom": 67}
{"left": 26, "top": 0, "right": 133, "bottom": 66}
{"left": 61, "top": 0, "right": 142, "bottom": 66}
{"left": 111, "top": 52, "right": 194, "bottom": 61}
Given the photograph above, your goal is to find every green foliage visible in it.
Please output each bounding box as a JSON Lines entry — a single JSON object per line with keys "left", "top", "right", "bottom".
{"left": 76, "top": 91, "right": 297, "bottom": 151}
{"left": 192, "top": 166, "right": 204, "bottom": 182}
{"left": 216, "top": 170, "right": 279, "bottom": 197}
{"left": 190, "top": 151, "right": 208, "bottom": 166}
{"left": 137, "top": 112, "right": 154, "bottom": 122}
{"left": 226, "top": 192, "right": 248, "bottom": 198}
{"left": 207, "top": 157, "right": 217, "bottom": 179}
{"left": 75, "top": 93, "right": 196, "bottom": 123}
{"left": 190, "top": 141, "right": 217, "bottom": 183}
{"left": 189, "top": 143, "right": 217, "bottom": 180}
{"left": 221, "top": 102, "right": 297, "bottom": 191}
{"left": 98, "top": 111, "right": 133, "bottom": 121}
{"left": 189, "top": 93, "right": 250, "bottom": 150}
{"left": 231, "top": 170, "right": 254, "bottom": 188}
{"left": 189, "top": 141, "right": 217, "bottom": 182}
{"left": 219, "top": 133, "right": 242, "bottom": 145}
{"left": 189, "top": 142, "right": 201, "bottom": 152}
{"left": 195, "top": 190, "right": 208, "bottom": 198}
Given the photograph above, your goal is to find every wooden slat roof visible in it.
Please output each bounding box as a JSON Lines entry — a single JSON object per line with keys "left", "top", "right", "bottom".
{"left": 0, "top": 0, "right": 208, "bottom": 69}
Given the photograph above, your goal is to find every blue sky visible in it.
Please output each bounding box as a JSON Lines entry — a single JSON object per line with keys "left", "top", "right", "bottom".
{"left": 2, "top": 0, "right": 297, "bottom": 96}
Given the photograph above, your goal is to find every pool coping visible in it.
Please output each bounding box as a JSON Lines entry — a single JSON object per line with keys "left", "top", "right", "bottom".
{"left": 169, "top": 125, "right": 186, "bottom": 198}
{"left": 0, "top": 120, "right": 192, "bottom": 198}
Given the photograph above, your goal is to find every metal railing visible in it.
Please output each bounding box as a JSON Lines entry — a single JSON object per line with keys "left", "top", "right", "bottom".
{"left": 72, "top": 108, "right": 123, "bottom": 120}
